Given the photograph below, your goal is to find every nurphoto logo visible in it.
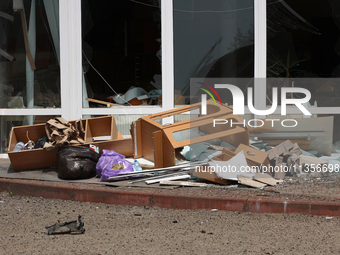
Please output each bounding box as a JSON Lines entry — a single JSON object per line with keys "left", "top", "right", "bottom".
{"left": 200, "top": 83, "right": 312, "bottom": 116}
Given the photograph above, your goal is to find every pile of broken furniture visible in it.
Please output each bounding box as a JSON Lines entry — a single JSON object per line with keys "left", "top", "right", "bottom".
{"left": 7, "top": 100, "right": 329, "bottom": 189}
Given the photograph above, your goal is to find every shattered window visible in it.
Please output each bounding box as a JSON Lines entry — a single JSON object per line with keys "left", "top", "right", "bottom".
{"left": 267, "top": 0, "right": 340, "bottom": 105}
{"left": 174, "top": 0, "right": 254, "bottom": 106}
{"left": 267, "top": 0, "right": 340, "bottom": 145}
{"left": 82, "top": 0, "right": 162, "bottom": 108}
{"left": 0, "top": 0, "right": 60, "bottom": 110}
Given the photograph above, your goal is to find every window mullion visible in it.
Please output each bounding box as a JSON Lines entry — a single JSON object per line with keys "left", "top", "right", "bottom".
{"left": 60, "top": 0, "right": 82, "bottom": 121}
{"left": 254, "top": 0, "right": 267, "bottom": 116}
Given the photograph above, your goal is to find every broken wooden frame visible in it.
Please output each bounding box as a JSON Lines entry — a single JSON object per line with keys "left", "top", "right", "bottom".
{"left": 8, "top": 115, "right": 133, "bottom": 171}
{"left": 131, "top": 100, "right": 249, "bottom": 168}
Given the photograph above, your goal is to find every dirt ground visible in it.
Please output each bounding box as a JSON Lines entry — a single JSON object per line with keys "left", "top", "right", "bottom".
{"left": 0, "top": 191, "right": 339, "bottom": 255}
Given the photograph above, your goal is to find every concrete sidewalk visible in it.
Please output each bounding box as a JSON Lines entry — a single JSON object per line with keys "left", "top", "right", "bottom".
{"left": 1, "top": 158, "right": 340, "bottom": 217}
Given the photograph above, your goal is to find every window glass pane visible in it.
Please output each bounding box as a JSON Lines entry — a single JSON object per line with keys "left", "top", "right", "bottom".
{"left": 82, "top": 0, "right": 162, "bottom": 108}
{"left": 1, "top": 115, "right": 58, "bottom": 153}
{"left": 255, "top": 114, "right": 336, "bottom": 156}
{"left": 0, "top": 0, "right": 60, "bottom": 109}
{"left": 83, "top": 114, "right": 147, "bottom": 136}
{"left": 174, "top": 0, "right": 254, "bottom": 105}
{"left": 267, "top": 0, "right": 340, "bottom": 107}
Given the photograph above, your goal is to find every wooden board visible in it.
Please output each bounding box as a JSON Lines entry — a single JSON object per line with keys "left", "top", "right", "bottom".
{"left": 86, "top": 98, "right": 118, "bottom": 107}
{"left": 153, "top": 130, "right": 163, "bottom": 168}
{"left": 86, "top": 138, "right": 134, "bottom": 157}
{"left": 253, "top": 173, "right": 278, "bottom": 186}
{"left": 238, "top": 176, "right": 267, "bottom": 189}
{"left": 85, "top": 116, "right": 113, "bottom": 142}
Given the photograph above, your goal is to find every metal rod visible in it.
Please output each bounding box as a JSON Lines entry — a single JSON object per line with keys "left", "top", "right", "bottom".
{"left": 108, "top": 166, "right": 195, "bottom": 180}
{"left": 128, "top": 170, "right": 189, "bottom": 184}
{"left": 108, "top": 161, "right": 204, "bottom": 179}
{"left": 146, "top": 174, "right": 191, "bottom": 185}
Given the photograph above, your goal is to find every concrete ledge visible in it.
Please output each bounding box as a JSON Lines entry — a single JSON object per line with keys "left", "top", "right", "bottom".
{"left": 247, "top": 199, "right": 340, "bottom": 216}
{"left": 1, "top": 178, "right": 340, "bottom": 216}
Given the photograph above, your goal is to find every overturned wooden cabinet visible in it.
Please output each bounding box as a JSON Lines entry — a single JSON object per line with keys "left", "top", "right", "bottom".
{"left": 83, "top": 116, "right": 133, "bottom": 157}
{"left": 8, "top": 115, "right": 133, "bottom": 171}
{"left": 131, "top": 100, "right": 249, "bottom": 168}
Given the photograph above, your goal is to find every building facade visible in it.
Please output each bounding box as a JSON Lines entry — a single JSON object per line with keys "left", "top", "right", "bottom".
{"left": 0, "top": 0, "right": 340, "bottom": 155}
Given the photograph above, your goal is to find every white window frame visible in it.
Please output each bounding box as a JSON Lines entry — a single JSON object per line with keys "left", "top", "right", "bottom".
{"left": 1, "top": 0, "right": 340, "bottom": 132}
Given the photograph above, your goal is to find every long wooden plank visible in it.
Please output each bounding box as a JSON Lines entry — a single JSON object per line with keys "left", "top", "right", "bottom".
{"left": 0, "top": 48, "right": 14, "bottom": 61}
{"left": 238, "top": 176, "right": 267, "bottom": 189}
{"left": 153, "top": 130, "right": 163, "bottom": 168}
{"left": 89, "top": 138, "right": 134, "bottom": 157}
{"left": 20, "top": 9, "right": 36, "bottom": 70}
{"left": 253, "top": 173, "right": 278, "bottom": 186}
{"left": 86, "top": 98, "right": 118, "bottom": 107}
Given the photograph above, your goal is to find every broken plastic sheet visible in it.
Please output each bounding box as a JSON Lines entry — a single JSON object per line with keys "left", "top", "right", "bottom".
{"left": 110, "top": 86, "right": 161, "bottom": 105}
{"left": 210, "top": 151, "right": 256, "bottom": 181}
{"left": 180, "top": 141, "right": 235, "bottom": 162}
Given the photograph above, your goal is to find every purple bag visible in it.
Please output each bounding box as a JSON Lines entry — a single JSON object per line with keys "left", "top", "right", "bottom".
{"left": 96, "top": 150, "right": 134, "bottom": 182}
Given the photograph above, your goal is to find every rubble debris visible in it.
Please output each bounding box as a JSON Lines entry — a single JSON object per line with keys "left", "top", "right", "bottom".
{"left": 275, "top": 163, "right": 288, "bottom": 180}
{"left": 45, "top": 215, "right": 85, "bottom": 235}
{"left": 274, "top": 156, "right": 286, "bottom": 180}
{"left": 264, "top": 140, "right": 329, "bottom": 178}
{"left": 297, "top": 155, "right": 328, "bottom": 167}
{"left": 283, "top": 143, "right": 302, "bottom": 156}
{"left": 296, "top": 155, "right": 328, "bottom": 177}
{"left": 267, "top": 140, "right": 294, "bottom": 160}
{"left": 253, "top": 173, "right": 278, "bottom": 186}
{"left": 237, "top": 175, "right": 267, "bottom": 189}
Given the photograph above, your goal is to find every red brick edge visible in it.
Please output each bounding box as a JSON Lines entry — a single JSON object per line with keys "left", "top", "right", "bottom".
{"left": 0, "top": 178, "right": 339, "bottom": 216}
